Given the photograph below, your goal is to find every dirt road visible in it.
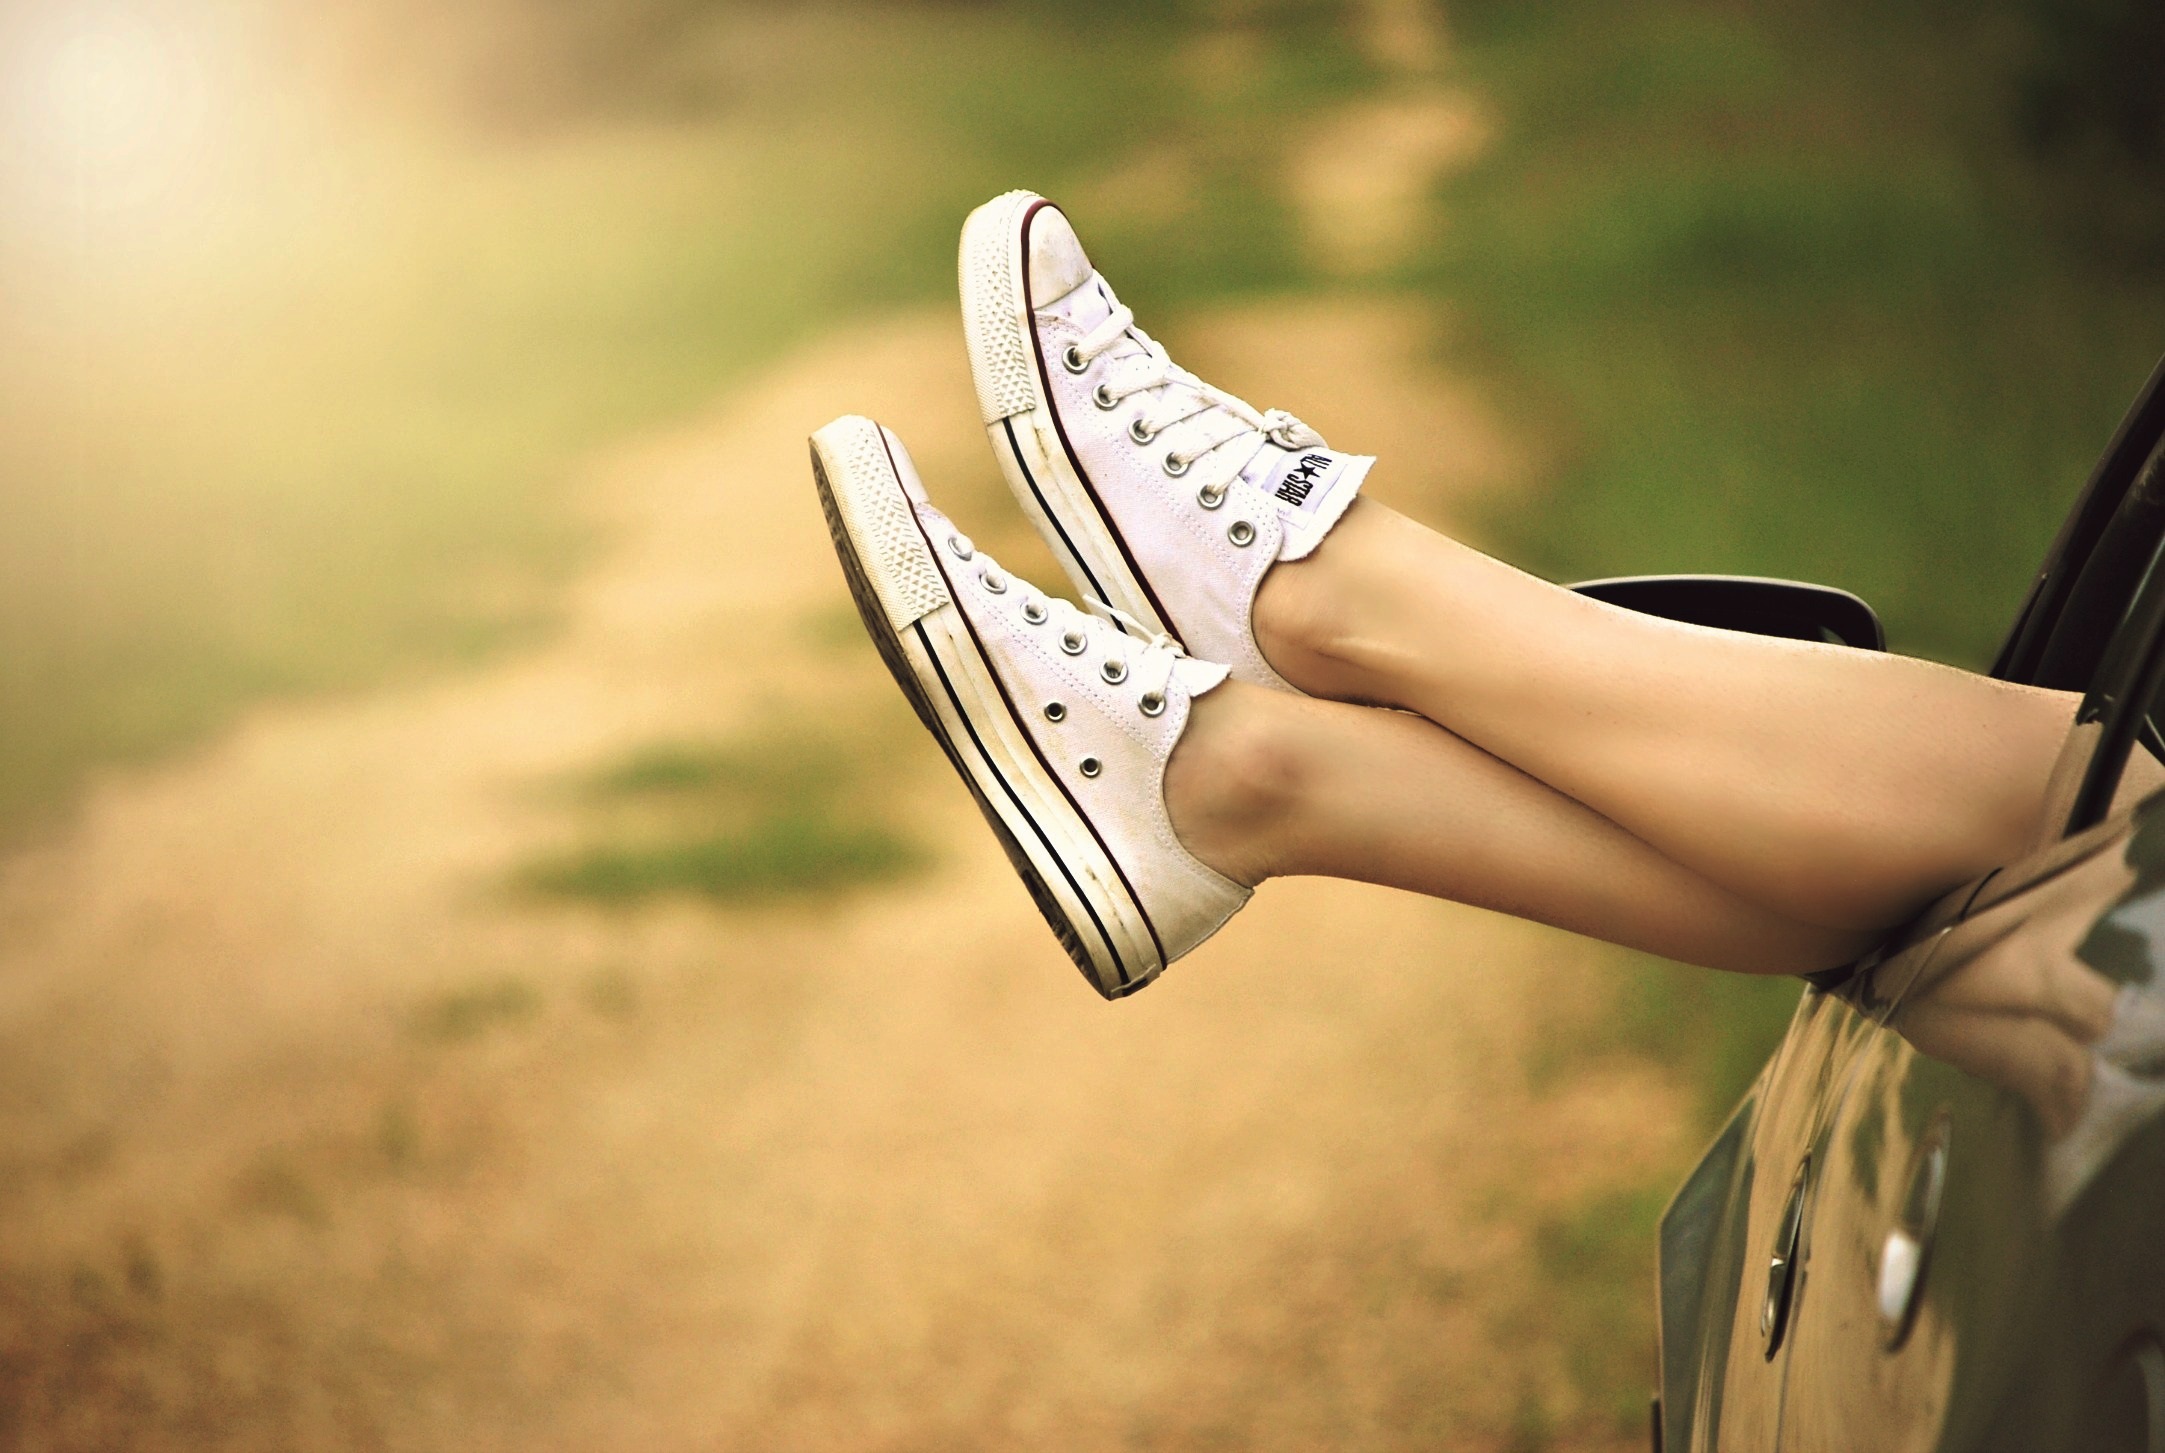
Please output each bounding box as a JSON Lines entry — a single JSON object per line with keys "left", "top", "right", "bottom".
{"left": 0, "top": 299, "right": 1686, "bottom": 1452}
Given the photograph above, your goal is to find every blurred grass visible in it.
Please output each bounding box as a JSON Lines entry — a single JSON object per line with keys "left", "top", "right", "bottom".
{"left": 1533, "top": 1182, "right": 1673, "bottom": 1432}
{"left": 524, "top": 820, "right": 926, "bottom": 904}
{"left": 409, "top": 976, "right": 542, "bottom": 1043}
{"left": 517, "top": 728, "right": 931, "bottom": 905}
{"left": 1430, "top": 0, "right": 2165, "bottom": 669}
{"left": 0, "top": 0, "right": 1369, "bottom": 839}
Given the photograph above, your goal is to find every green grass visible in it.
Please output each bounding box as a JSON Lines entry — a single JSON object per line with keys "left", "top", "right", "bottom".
{"left": 523, "top": 819, "right": 926, "bottom": 905}
{"left": 1533, "top": 1183, "right": 1673, "bottom": 1433}
{"left": 518, "top": 726, "right": 932, "bottom": 907}
{"left": 1428, "top": 0, "right": 2165, "bottom": 668}
{"left": 409, "top": 976, "right": 543, "bottom": 1044}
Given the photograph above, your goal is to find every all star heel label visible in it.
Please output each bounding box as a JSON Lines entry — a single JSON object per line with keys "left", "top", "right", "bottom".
{"left": 1252, "top": 448, "right": 1372, "bottom": 524}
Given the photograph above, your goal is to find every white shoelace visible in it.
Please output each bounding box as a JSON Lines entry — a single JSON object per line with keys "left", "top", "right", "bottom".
{"left": 963, "top": 532, "right": 1186, "bottom": 714}
{"left": 1071, "top": 299, "right": 1323, "bottom": 492}
{"left": 1042, "top": 592, "right": 1186, "bottom": 714}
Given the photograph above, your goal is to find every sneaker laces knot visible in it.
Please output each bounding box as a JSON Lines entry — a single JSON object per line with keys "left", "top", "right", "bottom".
{"left": 1069, "top": 286, "right": 1327, "bottom": 493}
{"left": 1024, "top": 590, "right": 1188, "bottom": 714}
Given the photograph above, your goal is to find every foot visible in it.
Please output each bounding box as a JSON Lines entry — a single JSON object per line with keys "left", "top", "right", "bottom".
{"left": 809, "top": 414, "right": 1252, "bottom": 999}
{"left": 959, "top": 189, "right": 1373, "bottom": 692}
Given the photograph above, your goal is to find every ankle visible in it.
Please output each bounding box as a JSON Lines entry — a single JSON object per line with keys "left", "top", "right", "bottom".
{"left": 1163, "top": 683, "right": 1312, "bottom": 886}
{"left": 1251, "top": 500, "right": 1402, "bottom": 703}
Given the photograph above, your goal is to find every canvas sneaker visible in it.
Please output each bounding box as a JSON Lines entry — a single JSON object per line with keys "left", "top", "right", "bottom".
{"left": 959, "top": 189, "right": 1373, "bottom": 692}
{"left": 808, "top": 414, "right": 1251, "bottom": 999}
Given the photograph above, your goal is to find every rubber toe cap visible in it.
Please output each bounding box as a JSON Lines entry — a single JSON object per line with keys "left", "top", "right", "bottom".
{"left": 1026, "top": 207, "right": 1094, "bottom": 305}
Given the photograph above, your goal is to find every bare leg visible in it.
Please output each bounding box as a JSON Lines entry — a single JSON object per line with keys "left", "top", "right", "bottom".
{"left": 1251, "top": 501, "right": 2079, "bottom": 932}
{"left": 1165, "top": 681, "right": 1877, "bottom": 976}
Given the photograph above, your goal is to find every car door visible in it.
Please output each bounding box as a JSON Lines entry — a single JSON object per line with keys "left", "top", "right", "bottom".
{"left": 1773, "top": 538, "right": 2165, "bottom": 1451}
{"left": 1769, "top": 385, "right": 2165, "bottom": 1451}
{"left": 1655, "top": 351, "right": 2165, "bottom": 1453}
{"left": 1661, "top": 979, "right": 1881, "bottom": 1451}
{"left": 1776, "top": 859, "right": 2165, "bottom": 1452}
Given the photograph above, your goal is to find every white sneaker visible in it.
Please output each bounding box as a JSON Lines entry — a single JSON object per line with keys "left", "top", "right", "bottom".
{"left": 809, "top": 414, "right": 1251, "bottom": 999}
{"left": 959, "top": 189, "right": 1373, "bottom": 692}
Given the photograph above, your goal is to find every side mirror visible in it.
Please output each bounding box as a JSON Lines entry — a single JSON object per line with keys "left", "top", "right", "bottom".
{"left": 1568, "top": 574, "right": 1886, "bottom": 652}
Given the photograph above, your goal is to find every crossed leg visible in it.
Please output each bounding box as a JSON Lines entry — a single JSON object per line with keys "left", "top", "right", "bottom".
{"left": 1162, "top": 498, "right": 2080, "bottom": 971}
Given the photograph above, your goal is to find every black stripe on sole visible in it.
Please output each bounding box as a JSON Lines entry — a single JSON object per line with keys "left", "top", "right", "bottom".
{"left": 808, "top": 440, "right": 1146, "bottom": 1000}
{"left": 1012, "top": 198, "right": 1184, "bottom": 646}
{"left": 1002, "top": 414, "right": 1111, "bottom": 608}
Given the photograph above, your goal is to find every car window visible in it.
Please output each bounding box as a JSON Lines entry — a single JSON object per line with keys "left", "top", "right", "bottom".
{"left": 1996, "top": 353, "right": 2165, "bottom": 688}
{"left": 2076, "top": 545, "right": 2165, "bottom": 830}
{"left": 2030, "top": 444, "right": 2165, "bottom": 837}
{"left": 2026, "top": 443, "right": 2165, "bottom": 696}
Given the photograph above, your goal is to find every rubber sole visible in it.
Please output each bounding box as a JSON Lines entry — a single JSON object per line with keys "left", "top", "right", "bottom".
{"left": 807, "top": 416, "right": 1164, "bottom": 1000}
{"left": 959, "top": 190, "right": 1180, "bottom": 647}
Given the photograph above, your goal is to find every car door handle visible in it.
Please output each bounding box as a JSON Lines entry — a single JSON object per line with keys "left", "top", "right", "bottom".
{"left": 1877, "top": 1113, "right": 1950, "bottom": 1351}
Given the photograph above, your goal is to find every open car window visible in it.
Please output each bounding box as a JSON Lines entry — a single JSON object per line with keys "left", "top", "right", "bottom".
{"left": 2027, "top": 439, "right": 2165, "bottom": 840}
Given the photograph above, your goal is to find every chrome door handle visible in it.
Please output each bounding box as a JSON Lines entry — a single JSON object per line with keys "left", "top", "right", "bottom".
{"left": 1877, "top": 1114, "right": 1949, "bottom": 1351}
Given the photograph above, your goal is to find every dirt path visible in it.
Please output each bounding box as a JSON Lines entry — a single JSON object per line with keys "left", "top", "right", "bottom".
{"left": 0, "top": 302, "right": 1679, "bottom": 1453}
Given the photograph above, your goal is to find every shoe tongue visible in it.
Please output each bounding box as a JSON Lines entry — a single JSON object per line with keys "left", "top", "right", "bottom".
{"left": 1172, "top": 655, "right": 1231, "bottom": 697}
{"left": 1239, "top": 445, "right": 1373, "bottom": 561}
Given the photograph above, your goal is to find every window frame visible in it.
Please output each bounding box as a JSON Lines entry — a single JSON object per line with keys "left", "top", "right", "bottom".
{"left": 1993, "top": 352, "right": 2165, "bottom": 690}
{"left": 1989, "top": 354, "right": 2165, "bottom": 840}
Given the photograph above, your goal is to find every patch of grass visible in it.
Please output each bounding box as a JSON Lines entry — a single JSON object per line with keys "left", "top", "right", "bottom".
{"left": 1601, "top": 952, "right": 1805, "bottom": 1133}
{"left": 1431, "top": 0, "right": 2165, "bottom": 668}
{"left": 577, "top": 736, "right": 846, "bottom": 801}
{"left": 521, "top": 725, "right": 931, "bottom": 907}
{"left": 1533, "top": 1183, "right": 1672, "bottom": 1435}
{"left": 377, "top": 1101, "right": 422, "bottom": 1170}
{"left": 524, "top": 818, "right": 925, "bottom": 905}
{"left": 409, "top": 976, "right": 542, "bottom": 1043}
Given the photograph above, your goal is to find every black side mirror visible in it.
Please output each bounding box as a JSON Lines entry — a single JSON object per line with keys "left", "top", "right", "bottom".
{"left": 1567, "top": 575, "right": 1886, "bottom": 652}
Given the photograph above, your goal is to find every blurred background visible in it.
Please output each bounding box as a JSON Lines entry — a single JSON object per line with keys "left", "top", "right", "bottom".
{"left": 0, "top": 0, "right": 2159, "bottom": 1447}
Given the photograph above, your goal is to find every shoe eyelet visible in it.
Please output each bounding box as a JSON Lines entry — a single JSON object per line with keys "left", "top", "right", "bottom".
{"left": 1100, "top": 658, "right": 1128, "bottom": 685}
{"left": 1060, "top": 630, "right": 1087, "bottom": 656}
{"left": 1044, "top": 701, "right": 1067, "bottom": 722}
{"left": 947, "top": 534, "right": 974, "bottom": 560}
{"left": 1228, "top": 520, "right": 1257, "bottom": 547}
{"left": 1078, "top": 756, "right": 1102, "bottom": 779}
{"left": 1128, "top": 418, "right": 1155, "bottom": 445}
{"left": 1021, "top": 598, "right": 1047, "bottom": 625}
{"left": 1138, "top": 691, "right": 1166, "bottom": 717}
{"left": 979, "top": 568, "right": 1007, "bottom": 594}
{"left": 1092, "top": 383, "right": 1118, "bottom": 410}
{"left": 1163, "top": 453, "right": 1190, "bottom": 478}
{"left": 1197, "top": 484, "right": 1225, "bottom": 510}
{"left": 1061, "top": 344, "right": 1088, "bottom": 375}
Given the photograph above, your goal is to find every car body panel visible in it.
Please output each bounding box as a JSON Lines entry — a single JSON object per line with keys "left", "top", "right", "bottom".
{"left": 1656, "top": 351, "right": 2165, "bottom": 1452}
{"left": 1659, "top": 798, "right": 2165, "bottom": 1451}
